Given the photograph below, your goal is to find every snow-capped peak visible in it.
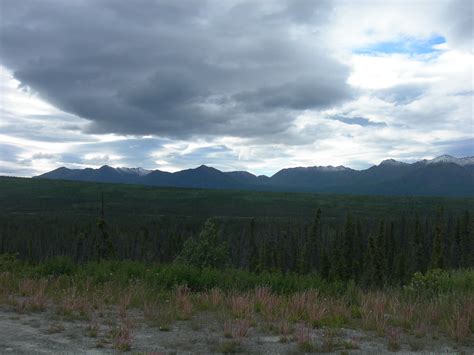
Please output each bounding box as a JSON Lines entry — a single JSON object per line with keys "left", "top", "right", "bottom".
{"left": 425, "top": 155, "right": 474, "bottom": 166}
{"left": 116, "top": 167, "right": 151, "bottom": 176}
{"left": 307, "top": 165, "right": 349, "bottom": 172}
{"left": 379, "top": 159, "right": 406, "bottom": 166}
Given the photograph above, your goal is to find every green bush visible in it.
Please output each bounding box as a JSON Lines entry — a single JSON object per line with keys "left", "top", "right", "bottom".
{"left": 405, "top": 269, "right": 474, "bottom": 295}
{"left": 175, "top": 219, "right": 229, "bottom": 269}
{"left": 37, "top": 256, "right": 76, "bottom": 276}
{"left": 0, "top": 253, "right": 23, "bottom": 273}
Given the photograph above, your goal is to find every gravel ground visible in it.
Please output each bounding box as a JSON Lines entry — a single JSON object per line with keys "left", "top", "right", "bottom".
{"left": 0, "top": 305, "right": 471, "bottom": 354}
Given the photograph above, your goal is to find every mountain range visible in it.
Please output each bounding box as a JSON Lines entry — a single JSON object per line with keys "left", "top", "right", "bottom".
{"left": 35, "top": 155, "right": 474, "bottom": 196}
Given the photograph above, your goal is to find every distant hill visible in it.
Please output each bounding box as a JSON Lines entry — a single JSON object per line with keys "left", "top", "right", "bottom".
{"left": 34, "top": 155, "right": 474, "bottom": 196}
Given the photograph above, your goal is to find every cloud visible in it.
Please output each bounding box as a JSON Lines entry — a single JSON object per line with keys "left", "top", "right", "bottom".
{"left": 0, "top": 0, "right": 472, "bottom": 177}
{"left": 0, "top": 0, "right": 351, "bottom": 138}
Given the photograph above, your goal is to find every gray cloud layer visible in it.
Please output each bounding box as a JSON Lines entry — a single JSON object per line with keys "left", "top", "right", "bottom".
{"left": 0, "top": 0, "right": 352, "bottom": 139}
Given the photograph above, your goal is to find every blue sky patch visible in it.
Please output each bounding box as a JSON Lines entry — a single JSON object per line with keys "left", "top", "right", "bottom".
{"left": 355, "top": 35, "right": 445, "bottom": 55}
{"left": 331, "top": 116, "right": 386, "bottom": 127}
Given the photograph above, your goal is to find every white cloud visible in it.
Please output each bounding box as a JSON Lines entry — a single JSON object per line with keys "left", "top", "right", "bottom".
{"left": 0, "top": 1, "right": 472, "bottom": 177}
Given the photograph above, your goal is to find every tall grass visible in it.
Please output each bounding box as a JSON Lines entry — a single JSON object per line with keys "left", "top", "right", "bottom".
{"left": 0, "top": 254, "right": 473, "bottom": 346}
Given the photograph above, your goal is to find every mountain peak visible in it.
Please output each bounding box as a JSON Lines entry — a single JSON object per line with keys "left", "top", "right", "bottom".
{"left": 426, "top": 155, "right": 474, "bottom": 166}
{"left": 116, "top": 167, "right": 151, "bottom": 176}
{"left": 379, "top": 159, "right": 406, "bottom": 166}
{"left": 196, "top": 164, "right": 211, "bottom": 169}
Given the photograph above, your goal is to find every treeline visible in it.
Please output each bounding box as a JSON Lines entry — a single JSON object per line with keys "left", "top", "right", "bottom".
{"left": 0, "top": 208, "right": 472, "bottom": 287}
{"left": 175, "top": 209, "right": 473, "bottom": 287}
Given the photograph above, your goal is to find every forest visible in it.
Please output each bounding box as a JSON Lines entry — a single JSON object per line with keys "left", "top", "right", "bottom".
{"left": 0, "top": 176, "right": 472, "bottom": 287}
{"left": 1, "top": 176, "right": 473, "bottom": 352}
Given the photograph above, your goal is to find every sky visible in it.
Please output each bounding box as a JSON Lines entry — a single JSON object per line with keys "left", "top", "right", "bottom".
{"left": 0, "top": 0, "right": 472, "bottom": 177}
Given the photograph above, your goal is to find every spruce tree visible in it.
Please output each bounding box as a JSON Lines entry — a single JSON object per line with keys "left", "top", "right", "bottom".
{"left": 352, "top": 220, "right": 364, "bottom": 282}
{"left": 430, "top": 208, "right": 444, "bottom": 270}
{"left": 308, "top": 208, "right": 322, "bottom": 270}
{"left": 413, "top": 214, "right": 425, "bottom": 273}
{"left": 330, "top": 231, "right": 344, "bottom": 280}
{"left": 248, "top": 218, "right": 259, "bottom": 271}
{"left": 385, "top": 222, "right": 396, "bottom": 282}
{"left": 460, "top": 211, "right": 472, "bottom": 267}
{"left": 342, "top": 214, "right": 355, "bottom": 280}
{"left": 320, "top": 249, "right": 330, "bottom": 280}
{"left": 364, "top": 224, "right": 384, "bottom": 287}
{"left": 451, "top": 218, "right": 461, "bottom": 268}
{"left": 374, "top": 222, "right": 385, "bottom": 286}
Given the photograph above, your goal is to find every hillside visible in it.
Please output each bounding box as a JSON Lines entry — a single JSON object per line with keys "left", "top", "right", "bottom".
{"left": 34, "top": 155, "right": 474, "bottom": 197}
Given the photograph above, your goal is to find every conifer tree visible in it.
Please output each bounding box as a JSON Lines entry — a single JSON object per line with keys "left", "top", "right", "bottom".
{"left": 96, "top": 193, "right": 115, "bottom": 260}
{"left": 308, "top": 208, "right": 322, "bottom": 270}
{"left": 413, "top": 214, "right": 425, "bottom": 273}
{"left": 320, "top": 248, "right": 330, "bottom": 280}
{"left": 342, "top": 214, "right": 355, "bottom": 280}
{"left": 430, "top": 208, "right": 445, "bottom": 269}
{"left": 394, "top": 252, "right": 407, "bottom": 285}
{"left": 248, "top": 218, "right": 259, "bottom": 271}
{"left": 460, "top": 211, "right": 472, "bottom": 267}
{"left": 330, "top": 231, "right": 344, "bottom": 280}
{"left": 364, "top": 224, "right": 384, "bottom": 287}
{"left": 352, "top": 220, "right": 364, "bottom": 282}
{"left": 451, "top": 218, "right": 461, "bottom": 268}
{"left": 385, "top": 222, "right": 396, "bottom": 281}
{"left": 375, "top": 221, "right": 386, "bottom": 285}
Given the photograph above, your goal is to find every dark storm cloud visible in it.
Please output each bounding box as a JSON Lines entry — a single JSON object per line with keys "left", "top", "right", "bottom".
{"left": 0, "top": 0, "right": 352, "bottom": 139}
{"left": 442, "top": 0, "right": 473, "bottom": 51}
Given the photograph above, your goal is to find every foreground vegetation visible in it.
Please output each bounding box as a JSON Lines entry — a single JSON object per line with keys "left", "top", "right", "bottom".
{"left": 0, "top": 255, "right": 473, "bottom": 352}
{"left": 1, "top": 177, "right": 473, "bottom": 287}
{"left": 0, "top": 177, "right": 473, "bottom": 351}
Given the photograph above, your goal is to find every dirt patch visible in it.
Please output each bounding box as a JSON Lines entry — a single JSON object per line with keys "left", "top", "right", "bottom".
{"left": 0, "top": 304, "right": 471, "bottom": 354}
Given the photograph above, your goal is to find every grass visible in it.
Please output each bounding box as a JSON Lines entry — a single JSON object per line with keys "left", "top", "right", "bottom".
{"left": 215, "top": 340, "right": 242, "bottom": 353}
{"left": 0, "top": 256, "right": 473, "bottom": 351}
{"left": 47, "top": 322, "right": 65, "bottom": 334}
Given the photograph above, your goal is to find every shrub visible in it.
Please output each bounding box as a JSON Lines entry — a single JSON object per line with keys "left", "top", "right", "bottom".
{"left": 0, "top": 253, "right": 23, "bottom": 273}
{"left": 175, "top": 219, "right": 229, "bottom": 269}
{"left": 37, "top": 256, "right": 76, "bottom": 276}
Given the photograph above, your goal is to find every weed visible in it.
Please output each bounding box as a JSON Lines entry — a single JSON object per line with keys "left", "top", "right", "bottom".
{"left": 86, "top": 320, "right": 100, "bottom": 338}
{"left": 229, "top": 294, "right": 252, "bottom": 319}
{"left": 386, "top": 327, "right": 402, "bottom": 351}
{"left": 175, "top": 285, "right": 193, "bottom": 320}
{"left": 114, "top": 325, "right": 133, "bottom": 351}
{"left": 215, "top": 340, "right": 241, "bottom": 353}
{"left": 232, "top": 319, "right": 251, "bottom": 338}
{"left": 445, "top": 308, "right": 471, "bottom": 344}
{"left": 47, "top": 323, "right": 65, "bottom": 334}
{"left": 408, "top": 340, "right": 424, "bottom": 351}
{"left": 342, "top": 338, "right": 359, "bottom": 349}
{"left": 223, "top": 321, "right": 233, "bottom": 338}
{"left": 294, "top": 325, "right": 313, "bottom": 352}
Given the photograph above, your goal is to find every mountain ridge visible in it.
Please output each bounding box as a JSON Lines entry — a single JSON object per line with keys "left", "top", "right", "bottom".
{"left": 34, "top": 155, "right": 474, "bottom": 196}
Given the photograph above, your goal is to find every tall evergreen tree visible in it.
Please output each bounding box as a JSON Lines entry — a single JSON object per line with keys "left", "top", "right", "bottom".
{"left": 307, "top": 208, "right": 322, "bottom": 271}
{"left": 460, "top": 211, "right": 472, "bottom": 268}
{"left": 451, "top": 218, "right": 461, "bottom": 268}
{"left": 385, "top": 221, "right": 396, "bottom": 282}
{"left": 320, "top": 248, "right": 330, "bottom": 280}
{"left": 413, "top": 214, "right": 425, "bottom": 273}
{"left": 342, "top": 214, "right": 355, "bottom": 280}
{"left": 364, "top": 223, "right": 384, "bottom": 287}
{"left": 248, "top": 218, "right": 259, "bottom": 271}
{"left": 430, "top": 208, "right": 445, "bottom": 269}
{"left": 352, "top": 220, "right": 364, "bottom": 282}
